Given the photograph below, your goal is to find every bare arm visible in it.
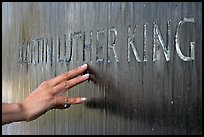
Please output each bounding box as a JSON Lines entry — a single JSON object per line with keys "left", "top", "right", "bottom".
{"left": 2, "top": 64, "right": 89, "bottom": 125}
{"left": 2, "top": 103, "right": 26, "bottom": 125}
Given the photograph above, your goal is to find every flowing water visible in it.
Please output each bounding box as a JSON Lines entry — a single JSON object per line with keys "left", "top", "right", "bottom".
{"left": 2, "top": 2, "right": 202, "bottom": 135}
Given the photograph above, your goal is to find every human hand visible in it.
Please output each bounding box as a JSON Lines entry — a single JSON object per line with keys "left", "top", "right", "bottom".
{"left": 19, "top": 64, "right": 89, "bottom": 122}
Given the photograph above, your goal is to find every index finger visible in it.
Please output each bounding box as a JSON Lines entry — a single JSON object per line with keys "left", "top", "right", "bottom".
{"left": 49, "top": 64, "right": 88, "bottom": 86}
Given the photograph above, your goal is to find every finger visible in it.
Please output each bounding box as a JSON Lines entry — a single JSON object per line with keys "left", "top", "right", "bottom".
{"left": 55, "top": 96, "right": 87, "bottom": 109}
{"left": 49, "top": 64, "right": 88, "bottom": 86}
{"left": 53, "top": 73, "right": 89, "bottom": 95}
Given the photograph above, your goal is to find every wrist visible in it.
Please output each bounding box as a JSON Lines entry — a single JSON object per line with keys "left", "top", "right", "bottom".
{"left": 16, "top": 103, "right": 27, "bottom": 122}
{"left": 2, "top": 103, "right": 27, "bottom": 125}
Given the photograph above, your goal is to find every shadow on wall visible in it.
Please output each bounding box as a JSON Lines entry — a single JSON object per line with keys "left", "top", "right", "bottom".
{"left": 84, "top": 65, "right": 201, "bottom": 132}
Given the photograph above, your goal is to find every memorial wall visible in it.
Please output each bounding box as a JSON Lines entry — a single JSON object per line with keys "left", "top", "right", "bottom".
{"left": 2, "top": 2, "right": 202, "bottom": 135}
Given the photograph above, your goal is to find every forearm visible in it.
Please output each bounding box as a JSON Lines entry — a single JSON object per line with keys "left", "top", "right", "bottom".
{"left": 2, "top": 103, "right": 26, "bottom": 125}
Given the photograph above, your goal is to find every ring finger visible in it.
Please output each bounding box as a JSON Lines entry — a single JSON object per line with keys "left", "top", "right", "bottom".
{"left": 55, "top": 96, "right": 87, "bottom": 109}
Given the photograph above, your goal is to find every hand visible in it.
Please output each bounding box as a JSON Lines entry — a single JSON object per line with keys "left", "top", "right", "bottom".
{"left": 20, "top": 64, "right": 89, "bottom": 122}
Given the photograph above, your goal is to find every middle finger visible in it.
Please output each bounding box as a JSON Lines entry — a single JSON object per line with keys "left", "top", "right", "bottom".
{"left": 49, "top": 64, "right": 88, "bottom": 86}
{"left": 52, "top": 73, "right": 89, "bottom": 95}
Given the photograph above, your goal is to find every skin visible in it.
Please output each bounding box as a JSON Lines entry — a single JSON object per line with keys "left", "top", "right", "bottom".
{"left": 2, "top": 64, "right": 89, "bottom": 125}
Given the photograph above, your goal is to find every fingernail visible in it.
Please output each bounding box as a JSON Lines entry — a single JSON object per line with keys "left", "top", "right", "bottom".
{"left": 81, "top": 64, "right": 88, "bottom": 69}
{"left": 83, "top": 73, "right": 89, "bottom": 78}
{"left": 81, "top": 98, "right": 87, "bottom": 101}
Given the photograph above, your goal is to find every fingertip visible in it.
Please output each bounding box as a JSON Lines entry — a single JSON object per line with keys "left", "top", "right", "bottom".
{"left": 81, "top": 97, "right": 87, "bottom": 101}
{"left": 81, "top": 63, "right": 88, "bottom": 69}
{"left": 76, "top": 97, "right": 87, "bottom": 104}
{"left": 83, "top": 73, "right": 89, "bottom": 79}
